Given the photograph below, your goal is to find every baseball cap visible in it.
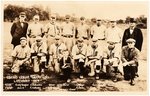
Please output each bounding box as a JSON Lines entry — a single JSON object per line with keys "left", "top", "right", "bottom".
{"left": 80, "top": 16, "right": 85, "bottom": 20}
{"left": 51, "top": 14, "right": 56, "bottom": 19}
{"left": 19, "top": 12, "right": 26, "bottom": 16}
{"left": 77, "top": 37, "right": 84, "bottom": 42}
{"left": 92, "top": 38, "right": 98, "bottom": 42}
{"left": 65, "top": 15, "right": 70, "bottom": 19}
{"left": 55, "top": 35, "right": 61, "bottom": 40}
{"left": 97, "top": 19, "right": 101, "bottom": 21}
{"left": 36, "top": 36, "right": 42, "bottom": 42}
{"left": 107, "top": 41, "right": 115, "bottom": 45}
{"left": 33, "top": 15, "right": 40, "bottom": 20}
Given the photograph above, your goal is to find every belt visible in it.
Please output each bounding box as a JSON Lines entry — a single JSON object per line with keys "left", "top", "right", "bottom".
{"left": 63, "top": 35, "right": 73, "bottom": 38}
{"left": 98, "top": 38, "right": 105, "bottom": 40}
{"left": 29, "top": 35, "right": 36, "bottom": 38}
{"left": 107, "top": 41, "right": 120, "bottom": 44}
{"left": 83, "top": 37, "right": 88, "bottom": 40}
{"left": 17, "top": 57, "right": 26, "bottom": 60}
{"left": 48, "top": 35, "right": 55, "bottom": 37}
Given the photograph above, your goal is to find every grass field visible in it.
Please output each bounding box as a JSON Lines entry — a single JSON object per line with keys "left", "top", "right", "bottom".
{"left": 3, "top": 21, "right": 148, "bottom": 92}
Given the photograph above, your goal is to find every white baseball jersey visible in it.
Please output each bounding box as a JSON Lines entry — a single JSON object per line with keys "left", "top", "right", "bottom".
{"left": 27, "top": 22, "right": 44, "bottom": 37}
{"left": 91, "top": 25, "right": 106, "bottom": 39}
{"left": 12, "top": 45, "right": 31, "bottom": 59}
{"left": 61, "top": 22, "right": 75, "bottom": 36}
{"left": 72, "top": 44, "right": 87, "bottom": 60}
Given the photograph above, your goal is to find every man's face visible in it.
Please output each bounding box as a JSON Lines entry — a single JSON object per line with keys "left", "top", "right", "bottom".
{"left": 108, "top": 44, "right": 115, "bottom": 50}
{"left": 81, "top": 19, "right": 85, "bottom": 24}
{"left": 111, "top": 22, "right": 116, "bottom": 28}
{"left": 129, "top": 22, "right": 136, "bottom": 28}
{"left": 66, "top": 18, "right": 70, "bottom": 23}
{"left": 51, "top": 16, "right": 56, "bottom": 23}
{"left": 36, "top": 40, "right": 42, "bottom": 46}
{"left": 20, "top": 40, "right": 27, "bottom": 47}
{"left": 33, "top": 18, "right": 39, "bottom": 23}
{"left": 96, "top": 20, "right": 101, "bottom": 26}
{"left": 78, "top": 41, "right": 83, "bottom": 47}
{"left": 55, "top": 39, "right": 61, "bottom": 45}
{"left": 92, "top": 40, "right": 97, "bottom": 46}
{"left": 127, "top": 42, "right": 135, "bottom": 48}
{"left": 19, "top": 15, "right": 26, "bottom": 22}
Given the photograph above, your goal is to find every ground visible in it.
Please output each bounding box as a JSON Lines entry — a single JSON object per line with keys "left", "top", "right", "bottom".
{"left": 2, "top": 22, "right": 147, "bottom": 92}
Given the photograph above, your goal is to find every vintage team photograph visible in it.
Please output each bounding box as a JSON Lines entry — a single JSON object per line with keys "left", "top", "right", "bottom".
{"left": 2, "top": 1, "right": 148, "bottom": 93}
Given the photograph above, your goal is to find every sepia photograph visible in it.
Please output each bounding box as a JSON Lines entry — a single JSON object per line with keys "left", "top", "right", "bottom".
{"left": 1, "top": 0, "right": 148, "bottom": 95}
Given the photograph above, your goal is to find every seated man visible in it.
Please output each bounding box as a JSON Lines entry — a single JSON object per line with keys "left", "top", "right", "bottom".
{"left": 49, "top": 35, "right": 67, "bottom": 73}
{"left": 103, "top": 41, "right": 120, "bottom": 82}
{"left": 121, "top": 38, "right": 139, "bottom": 86}
{"left": 31, "top": 36, "right": 47, "bottom": 74}
{"left": 85, "top": 38, "right": 103, "bottom": 79}
{"left": 59, "top": 49, "right": 72, "bottom": 82}
{"left": 71, "top": 37, "right": 87, "bottom": 79}
{"left": 11, "top": 37, "right": 31, "bottom": 73}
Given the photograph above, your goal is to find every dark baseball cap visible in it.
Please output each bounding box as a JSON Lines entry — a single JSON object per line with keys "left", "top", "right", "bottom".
{"left": 80, "top": 16, "right": 85, "bottom": 20}
{"left": 65, "top": 15, "right": 70, "bottom": 19}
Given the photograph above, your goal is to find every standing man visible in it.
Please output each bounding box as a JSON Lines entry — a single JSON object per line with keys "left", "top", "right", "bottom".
{"left": 44, "top": 14, "right": 60, "bottom": 67}
{"left": 27, "top": 15, "right": 44, "bottom": 47}
{"left": 71, "top": 38, "right": 87, "bottom": 79}
{"left": 121, "top": 38, "right": 139, "bottom": 85}
{"left": 10, "top": 12, "right": 28, "bottom": 48}
{"left": 61, "top": 15, "right": 75, "bottom": 53}
{"left": 122, "top": 18, "right": 143, "bottom": 51}
{"left": 106, "top": 20, "right": 123, "bottom": 56}
{"left": 11, "top": 37, "right": 30, "bottom": 73}
{"left": 49, "top": 36, "right": 67, "bottom": 73}
{"left": 76, "top": 16, "right": 90, "bottom": 45}
{"left": 85, "top": 38, "right": 103, "bottom": 79}
{"left": 44, "top": 14, "right": 60, "bottom": 46}
{"left": 91, "top": 19, "right": 107, "bottom": 50}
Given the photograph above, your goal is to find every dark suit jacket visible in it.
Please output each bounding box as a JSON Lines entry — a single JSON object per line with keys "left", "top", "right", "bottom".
{"left": 122, "top": 27, "right": 143, "bottom": 51}
{"left": 10, "top": 21, "right": 28, "bottom": 46}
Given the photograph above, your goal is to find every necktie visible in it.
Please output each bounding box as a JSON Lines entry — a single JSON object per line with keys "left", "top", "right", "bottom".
{"left": 21, "top": 22, "right": 24, "bottom": 28}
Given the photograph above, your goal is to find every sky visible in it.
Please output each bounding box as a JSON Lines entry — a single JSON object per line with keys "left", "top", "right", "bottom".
{"left": 3, "top": 1, "right": 148, "bottom": 20}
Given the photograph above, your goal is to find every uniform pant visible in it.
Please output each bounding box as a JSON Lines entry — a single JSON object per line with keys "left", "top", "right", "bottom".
{"left": 11, "top": 60, "right": 29, "bottom": 73}
{"left": 104, "top": 58, "right": 119, "bottom": 75}
{"left": 75, "top": 59, "right": 85, "bottom": 76}
{"left": 63, "top": 37, "right": 74, "bottom": 53}
{"left": 97, "top": 40, "right": 107, "bottom": 52}
{"left": 43, "top": 35, "right": 55, "bottom": 47}
{"left": 28, "top": 37, "right": 36, "bottom": 47}
{"left": 88, "top": 60, "right": 101, "bottom": 74}
{"left": 32, "top": 56, "right": 46, "bottom": 73}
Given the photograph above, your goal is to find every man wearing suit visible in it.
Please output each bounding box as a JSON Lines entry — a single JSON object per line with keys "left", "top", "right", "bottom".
{"left": 122, "top": 18, "right": 143, "bottom": 51}
{"left": 10, "top": 12, "right": 28, "bottom": 48}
